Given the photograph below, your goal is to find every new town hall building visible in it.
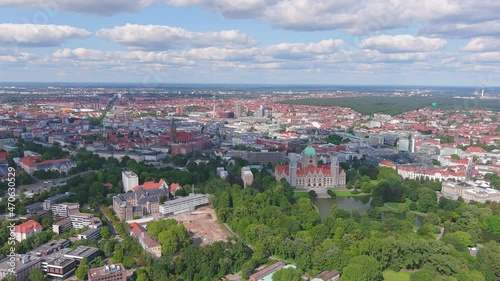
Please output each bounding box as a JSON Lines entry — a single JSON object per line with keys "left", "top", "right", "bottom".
{"left": 275, "top": 146, "right": 346, "bottom": 189}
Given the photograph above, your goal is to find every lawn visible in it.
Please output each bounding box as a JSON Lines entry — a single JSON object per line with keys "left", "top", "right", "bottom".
{"left": 293, "top": 191, "right": 311, "bottom": 198}
{"left": 386, "top": 202, "right": 403, "bottom": 209}
{"left": 329, "top": 190, "right": 370, "bottom": 197}
{"left": 383, "top": 270, "right": 411, "bottom": 281}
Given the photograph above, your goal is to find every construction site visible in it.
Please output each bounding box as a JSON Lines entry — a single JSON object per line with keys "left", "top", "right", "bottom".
{"left": 172, "top": 205, "right": 231, "bottom": 246}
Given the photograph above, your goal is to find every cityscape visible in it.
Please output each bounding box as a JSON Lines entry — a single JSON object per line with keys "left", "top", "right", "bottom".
{"left": 1, "top": 1, "right": 500, "bottom": 281}
{"left": 0, "top": 85, "right": 499, "bottom": 281}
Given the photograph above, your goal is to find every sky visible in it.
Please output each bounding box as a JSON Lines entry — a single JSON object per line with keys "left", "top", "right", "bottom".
{"left": 0, "top": 0, "right": 499, "bottom": 86}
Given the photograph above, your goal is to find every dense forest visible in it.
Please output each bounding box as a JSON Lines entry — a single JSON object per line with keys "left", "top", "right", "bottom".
{"left": 281, "top": 96, "right": 500, "bottom": 116}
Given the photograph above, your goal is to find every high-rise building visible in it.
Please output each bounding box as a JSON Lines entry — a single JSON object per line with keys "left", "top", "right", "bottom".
{"left": 259, "top": 105, "right": 266, "bottom": 117}
{"left": 121, "top": 171, "right": 138, "bottom": 193}
{"left": 235, "top": 101, "right": 243, "bottom": 117}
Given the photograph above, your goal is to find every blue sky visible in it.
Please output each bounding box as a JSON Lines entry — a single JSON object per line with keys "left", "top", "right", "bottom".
{"left": 0, "top": 0, "right": 499, "bottom": 86}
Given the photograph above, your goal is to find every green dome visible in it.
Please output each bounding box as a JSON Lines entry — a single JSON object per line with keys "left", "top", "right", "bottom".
{"left": 304, "top": 146, "right": 316, "bottom": 156}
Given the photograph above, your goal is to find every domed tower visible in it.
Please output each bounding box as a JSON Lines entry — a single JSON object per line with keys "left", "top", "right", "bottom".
{"left": 302, "top": 146, "right": 317, "bottom": 167}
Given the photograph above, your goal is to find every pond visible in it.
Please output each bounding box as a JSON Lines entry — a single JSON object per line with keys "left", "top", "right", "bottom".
{"left": 312, "top": 196, "right": 424, "bottom": 228}
{"left": 312, "top": 196, "right": 372, "bottom": 219}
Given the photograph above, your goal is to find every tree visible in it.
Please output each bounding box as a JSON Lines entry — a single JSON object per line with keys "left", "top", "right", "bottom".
{"left": 327, "top": 190, "right": 337, "bottom": 198}
{"left": 1, "top": 275, "right": 16, "bottom": 281}
{"left": 450, "top": 154, "right": 460, "bottom": 160}
{"left": 308, "top": 190, "right": 318, "bottom": 198}
{"left": 28, "top": 268, "right": 46, "bottom": 281}
{"left": 455, "top": 270, "right": 485, "bottom": 281}
{"left": 100, "top": 226, "right": 111, "bottom": 239}
{"left": 484, "top": 215, "right": 500, "bottom": 234}
{"left": 272, "top": 267, "right": 302, "bottom": 281}
{"left": 75, "top": 258, "right": 89, "bottom": 280}
{"left": 341, "top": 255, "right": 383, "bottom": 281}
{"left": 477, "top": 242, "right": 500, "bottom": 280}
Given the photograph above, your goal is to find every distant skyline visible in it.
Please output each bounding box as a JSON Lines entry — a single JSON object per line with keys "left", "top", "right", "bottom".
{"left": 0, "top": 1, "right": 499, "bottom": 86}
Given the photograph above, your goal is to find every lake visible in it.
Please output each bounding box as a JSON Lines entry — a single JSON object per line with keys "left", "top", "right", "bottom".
{"left": 312, "top": 196, "right": 424, "bottom": 227}
{"left": 312, "top": 196, "right": 372, "bottom": 219}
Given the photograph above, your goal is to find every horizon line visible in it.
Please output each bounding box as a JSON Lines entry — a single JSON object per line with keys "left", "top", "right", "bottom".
{"left": 0, "top": 82, "right": 496, "bottom": 88}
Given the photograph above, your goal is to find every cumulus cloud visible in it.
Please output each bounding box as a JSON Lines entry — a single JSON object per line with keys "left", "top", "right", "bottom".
{"left": 0, "top": 24, "right": 91, "bottom": 47}
{"left": 263, "top": 39, "right": 344, "bottom": 59}
{"left": 96, "top": 24, "right": 257, "bottom": 50}
{"left": 420, "top": 21, "right": 500, "bottom": 38}
{"left": 360, "top": 35, "right": 446, "bottom": 53}
{"left": 461, "top": 37, "right": 500, "bottom": 52}
{"left": 0, "top": 0, "right": 146, "bottom": 16}
{"left": 2, "top": 0, "right": 500, "bottom": 39}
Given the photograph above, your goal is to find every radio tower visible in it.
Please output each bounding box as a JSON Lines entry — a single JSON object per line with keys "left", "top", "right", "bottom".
{"left": 481, "top": 84, "right": 485, "bottom": 98}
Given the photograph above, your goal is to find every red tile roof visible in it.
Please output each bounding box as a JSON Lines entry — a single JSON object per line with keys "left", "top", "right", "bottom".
{"left": 379, "top": 159, "right": 396, "bottom": 167}
{"left": 132, "top": 179, "right": 166, "bottom": 191}
{"left": 20, "top": 155, "right": 73, "bottom": 167}
{"left": 14, "top": 220, "right": 41, "bottom": 234}
{"left": 169, "top": 183, "right": 183, "bottom": 193}
{"left": 466, "top": 146, "right": 487, "bottom": 153}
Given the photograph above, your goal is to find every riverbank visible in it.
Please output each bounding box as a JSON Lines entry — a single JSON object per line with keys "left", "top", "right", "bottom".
{"left": 293, "top": 188, "right": 371, "bottom": 199}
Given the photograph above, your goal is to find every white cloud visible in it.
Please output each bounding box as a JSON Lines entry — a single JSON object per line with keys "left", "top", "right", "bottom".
{"left": 360, "top": 35, "right": 446, "bottom": 53}
{"left": 0, "top": 24, "right": 91, "bottom": 47}
{"left": 2, "top": 0, "right": 500, "bottom": 39}
{"left": 420, "top": 21, "right": 500, "bottom": 38}
{"left": 96, "top": 24, "right": 256, "bottom": 50}
{"left": 461, "top": 37, "right": 500, "bottom": 52}
{"left": 0, "top": 0, "right": 146, "bottom": 16}
{"left": 263, "top": 39, "right": 344, "bottom": 59}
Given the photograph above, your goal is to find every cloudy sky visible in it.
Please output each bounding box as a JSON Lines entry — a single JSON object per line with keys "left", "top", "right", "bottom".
{"left": 0, "top": 0, "right": 499, "bottom": 86}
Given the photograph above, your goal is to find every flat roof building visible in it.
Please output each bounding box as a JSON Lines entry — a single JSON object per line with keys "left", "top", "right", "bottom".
{"left": 88, "top": 263, "right": 126, "bottom": 281}
{"left": 159, "top": 194, "right": 209, "bottom": 217}
{"left": 0, "top": 255, "right": 41, "bottom": 281}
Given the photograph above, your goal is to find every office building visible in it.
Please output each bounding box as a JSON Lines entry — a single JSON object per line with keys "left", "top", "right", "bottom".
{"left": 51, "top": 203, "right": 80, "bottom": 218}
{"left": 88, "top": 264, "right": 127, "bottom": 281}
{"left": 122, "top": 170, "right": 139, "bottom": 193}
{"left": 0, "top": 255, "right": 41, "bottom": 281}
{"left": 43, "top": 193, "right": 71, "bottom": 210}
{"left": 159, "top": 194, "right": 209, "bottom": 217}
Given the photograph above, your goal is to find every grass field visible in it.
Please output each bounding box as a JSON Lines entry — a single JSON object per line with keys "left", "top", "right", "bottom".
{"left": 281, "top": 96, "right": 500, "bottom": 116}
{"left": 383, "top": 270, "right": 411, "bottom": 281}
{"left": 329, "top": 190, "right": 370, "bottom": 197}
{"left": 293, "top": 191, "right": 311, "bottom": 198}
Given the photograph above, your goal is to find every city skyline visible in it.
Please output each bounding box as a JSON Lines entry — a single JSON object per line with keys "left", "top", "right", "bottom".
{"left": 0, "top": 1, "right": 499, "bottom": 86}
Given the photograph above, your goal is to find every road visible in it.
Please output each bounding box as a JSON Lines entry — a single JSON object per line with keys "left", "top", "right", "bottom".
{"left": 99, "top": 206, "right": 122, "bottom": 242}
{"left": 20, "top": 170, "right": 95, "bottom": 193}
{"left": 436, "top": 227, "right": 445, "bottom": 240}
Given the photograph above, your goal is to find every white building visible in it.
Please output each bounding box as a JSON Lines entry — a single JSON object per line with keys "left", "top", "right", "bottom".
{"left": 122, "top": 170, "right": 139, "bottom": 193}
{"left": 159, "top": 194, "right": 209, "bottom": 217}
{"left": 241, "top": 167, "right": 254, "bottom": 188}
{"left": 14, "top": 220, "right": 42, "bottom": 242}
{"left": 51, "top": 203, "right": 80, "bottom": 217}
{"left": 441, "top": 181, "right": 500, "bottom": 203}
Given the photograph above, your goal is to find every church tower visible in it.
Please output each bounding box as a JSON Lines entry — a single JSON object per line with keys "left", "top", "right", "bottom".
{"left": 288, "top": 153, "right": 299, "bottom": 187}
{"left": 170, "top": 118, "right": 177, "bottom": 143}
{"left": 302, "top": 146, "right": 317, "bottom": 167}
{"left": 330, "top": 156, "right": 339, "bottom": 186}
